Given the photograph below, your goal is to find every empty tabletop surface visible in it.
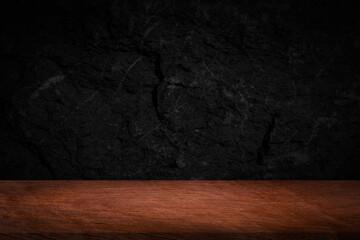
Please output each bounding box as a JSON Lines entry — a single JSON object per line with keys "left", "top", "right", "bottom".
{"left": 0, "top": 181, "right": 359, "bottom": 239}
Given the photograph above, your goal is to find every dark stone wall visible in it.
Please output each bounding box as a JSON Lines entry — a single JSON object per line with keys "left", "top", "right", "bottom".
{"left": 1, "top": 0, "right": 359, "bottom": 179}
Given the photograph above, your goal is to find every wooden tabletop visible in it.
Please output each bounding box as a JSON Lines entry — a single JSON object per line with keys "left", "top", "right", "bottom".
{"left": 0, "top": 181, "right": 359, "bottom": 240}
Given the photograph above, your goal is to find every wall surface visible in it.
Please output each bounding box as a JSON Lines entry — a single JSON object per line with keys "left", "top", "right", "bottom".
{"left": 0, "top": 0, "right": 359, "bottom": 179}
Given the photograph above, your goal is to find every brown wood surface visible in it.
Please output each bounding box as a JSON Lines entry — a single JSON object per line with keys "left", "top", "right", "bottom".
{"left": 0, "top": 181, "right": 359, "bottom": 240}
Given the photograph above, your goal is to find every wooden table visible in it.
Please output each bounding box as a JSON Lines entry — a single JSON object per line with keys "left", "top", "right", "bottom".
{"left": 0, "top": 181, "right": 359, "bottom": 239}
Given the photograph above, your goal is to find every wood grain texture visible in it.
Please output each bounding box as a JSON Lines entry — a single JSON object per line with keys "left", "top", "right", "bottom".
{"left": 0, "top": 181, "right": 359, "bottom": 240}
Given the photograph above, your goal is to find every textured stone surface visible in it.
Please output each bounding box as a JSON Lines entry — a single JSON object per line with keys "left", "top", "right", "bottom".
{"left": 0, "top": 0, "right": 359, "bottom": 179}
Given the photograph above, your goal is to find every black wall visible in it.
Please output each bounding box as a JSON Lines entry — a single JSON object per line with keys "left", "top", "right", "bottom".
{"left": 1, "top": 0, "right": 359, "bottom": 179}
